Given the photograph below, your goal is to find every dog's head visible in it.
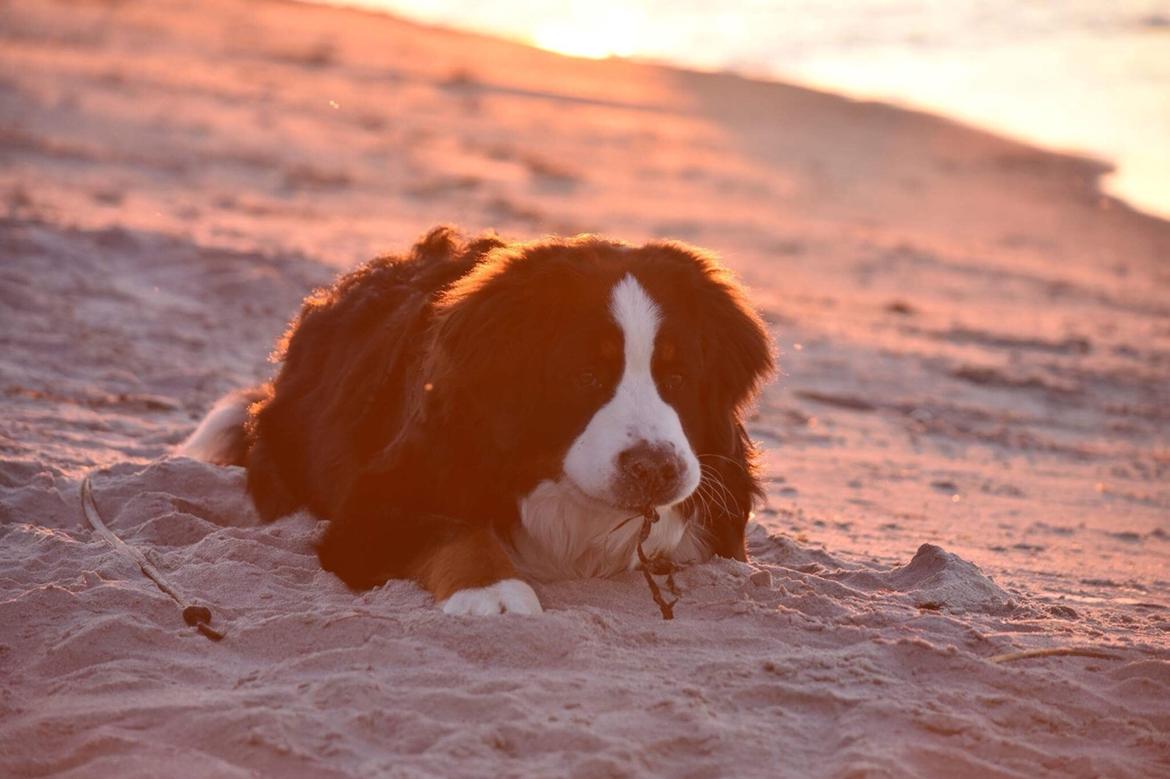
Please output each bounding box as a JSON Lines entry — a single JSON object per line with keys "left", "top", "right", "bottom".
{"left": 424, "top": 235, "right": 774, "bottom": 518}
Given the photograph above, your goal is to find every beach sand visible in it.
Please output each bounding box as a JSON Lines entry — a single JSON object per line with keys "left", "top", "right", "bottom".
{"left": 1, "top": 0, "right": 1168, "bottom": 776}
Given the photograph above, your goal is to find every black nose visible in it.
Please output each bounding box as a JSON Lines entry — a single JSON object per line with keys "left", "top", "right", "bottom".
{"left": 617, "top": 442, "right": 682, "bottom": 507}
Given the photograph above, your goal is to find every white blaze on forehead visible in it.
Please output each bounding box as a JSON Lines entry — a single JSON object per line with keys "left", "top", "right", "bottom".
{"left": 610, "top": 274, "right": 661, "bottom": 377}
{"left": 560, "top": 274, "right": 700, "bottom": 507}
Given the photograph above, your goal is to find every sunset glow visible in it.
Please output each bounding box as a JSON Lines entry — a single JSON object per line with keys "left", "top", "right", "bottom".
{"left": 530, "top": 9, "right": 645, "bottom": 59}
{"left": 320, "top": 0, "right": 1170, "bottom": 218}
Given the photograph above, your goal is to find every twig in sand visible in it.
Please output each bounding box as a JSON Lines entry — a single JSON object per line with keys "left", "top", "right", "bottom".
{"left": 988, "top": 646, "right": 1119, "bottom": 664}
{"left": 636, "top": 508, "right": 678, "bottom": 620}
{"left": 80, "top": 476, "right": 225, "bottom": 641}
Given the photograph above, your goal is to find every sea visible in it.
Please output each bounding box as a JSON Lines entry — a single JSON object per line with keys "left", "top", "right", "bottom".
{"left": 315, "top": 0, "right": 1170, "bottom": 218}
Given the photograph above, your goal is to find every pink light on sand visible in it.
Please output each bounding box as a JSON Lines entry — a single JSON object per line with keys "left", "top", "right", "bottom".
{"left": 311, "top": 0, "right": 1170, "bottom": 218}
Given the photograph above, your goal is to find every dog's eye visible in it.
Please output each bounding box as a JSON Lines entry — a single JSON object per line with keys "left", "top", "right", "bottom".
{"left": 577, "top": 370, "right": 602, "bottom": 390}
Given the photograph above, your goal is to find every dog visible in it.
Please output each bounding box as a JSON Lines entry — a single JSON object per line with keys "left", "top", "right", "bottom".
{"left": 179, "top": 227, "right": 773, "bottom": 615}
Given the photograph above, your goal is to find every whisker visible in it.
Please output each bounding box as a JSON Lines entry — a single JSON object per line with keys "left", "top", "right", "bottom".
{"left": 698, "top": 463, "right": 742, "bottom": 517}
{"left": 708, "top": 470, "right": 738, "bottom": 505}
{"left": 686, "top": 514, "right": 715, "bottom": 549}
{"left": 697, "top": 452, "right": 750, "bottom": 476}
{"left": 702, "top": 479, "right": 730, "bottom": 514}
{"left": 696, "top": 477, "right": 730, "bottom": 519}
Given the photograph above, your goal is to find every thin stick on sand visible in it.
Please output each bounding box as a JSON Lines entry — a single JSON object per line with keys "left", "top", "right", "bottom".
{"left": 636, "top": 508, "right": 678, "bottom": 620}
{"left": 988, "top": 646, "right": 1120, "bottom": 664}
{"left": 80, "top": 476, "right": 225, "bottom": 641}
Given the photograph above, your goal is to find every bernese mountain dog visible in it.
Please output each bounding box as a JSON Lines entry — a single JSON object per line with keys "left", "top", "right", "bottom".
{"left": 180, "top": 227, "right": 773, "bottom": 615}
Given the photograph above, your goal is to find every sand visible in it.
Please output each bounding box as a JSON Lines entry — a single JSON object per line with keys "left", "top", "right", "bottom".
{"left": 1, "top": 0, "right": 1168, "bottom": 776}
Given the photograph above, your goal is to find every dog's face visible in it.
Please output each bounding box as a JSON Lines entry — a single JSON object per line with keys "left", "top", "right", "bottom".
{"left": 562, "top": 274, "right": 700, "bottom": 510}
{"left": 428, "top": 237, "right": 772, "bottom": 516}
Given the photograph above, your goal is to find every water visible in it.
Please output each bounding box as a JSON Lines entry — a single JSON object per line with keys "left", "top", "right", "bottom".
{"left": 317, "top": 0, "right": 1170, "bottom": 218}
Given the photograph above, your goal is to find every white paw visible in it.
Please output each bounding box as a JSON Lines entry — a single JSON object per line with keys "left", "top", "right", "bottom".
{"left": 440, "top": 579, "right": 543, "bottom": 616}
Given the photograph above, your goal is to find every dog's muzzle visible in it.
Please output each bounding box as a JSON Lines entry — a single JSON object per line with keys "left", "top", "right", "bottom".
{"left": 613, "top": 441, "right": 686, "bottom": 509}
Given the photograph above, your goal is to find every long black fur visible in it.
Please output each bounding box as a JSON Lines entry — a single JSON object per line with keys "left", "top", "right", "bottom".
{"left": 238, "top": 227, "right": 773, "bottom": 589}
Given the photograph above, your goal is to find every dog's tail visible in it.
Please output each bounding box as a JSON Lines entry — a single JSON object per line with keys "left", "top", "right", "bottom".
{"left": 176, "top": 386, "right": 268, "bottom": 466}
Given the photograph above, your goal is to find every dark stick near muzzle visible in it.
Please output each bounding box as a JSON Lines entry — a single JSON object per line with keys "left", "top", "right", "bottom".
{"left": 636, "top": 507, "right": 678, "bottom": 620}
{"left": 80, "top": 476, "right": 225, "bottom": 641}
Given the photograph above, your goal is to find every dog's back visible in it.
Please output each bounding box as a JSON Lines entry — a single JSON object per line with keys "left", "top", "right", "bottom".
{"left": 179, "top": 227, "right": 505, "bottom": 522}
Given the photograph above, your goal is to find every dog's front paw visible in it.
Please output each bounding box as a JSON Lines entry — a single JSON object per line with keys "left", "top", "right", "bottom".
{"left": 441, "top": 579, "right": 543, "bottom": 616}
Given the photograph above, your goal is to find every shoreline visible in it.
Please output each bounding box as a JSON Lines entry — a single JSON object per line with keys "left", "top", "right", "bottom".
{"left": 307, "top": 0, "right": 1170, "bottom": 222}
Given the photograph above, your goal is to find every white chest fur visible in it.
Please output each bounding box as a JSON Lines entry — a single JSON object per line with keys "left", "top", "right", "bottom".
{"left": 511, "top": 479, "right": 710, "bottom": 581}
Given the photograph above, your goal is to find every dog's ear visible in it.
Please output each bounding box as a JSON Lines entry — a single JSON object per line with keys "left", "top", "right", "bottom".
{"left": 698, "top": 417, "right": 761, "bottom": 561}
{"left": 423, "top": 252, "right": 537, "bottom": 457}
{"left": 700, "top": 284, "right": 773, "bottom": 412}
{"left": 645, "top": 241, "right": 775, "bottom": 411}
